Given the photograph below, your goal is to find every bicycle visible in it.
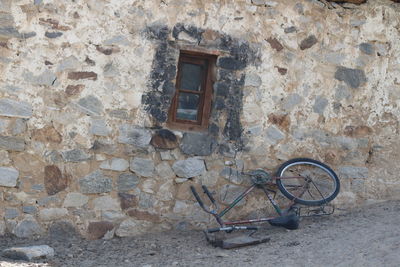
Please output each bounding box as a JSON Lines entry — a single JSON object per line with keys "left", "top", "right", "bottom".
{"left": 190, "top": 158, "right": 341, "bottom": 248}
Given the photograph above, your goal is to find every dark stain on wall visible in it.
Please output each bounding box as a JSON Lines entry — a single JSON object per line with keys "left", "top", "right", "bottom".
{"left": 142, "top": 23, "right": 260, "bottom": 150}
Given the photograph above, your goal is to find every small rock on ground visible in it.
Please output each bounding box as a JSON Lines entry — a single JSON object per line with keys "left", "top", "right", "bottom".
{"left": 2, "top": 245, "right": 54, "bottom": 261}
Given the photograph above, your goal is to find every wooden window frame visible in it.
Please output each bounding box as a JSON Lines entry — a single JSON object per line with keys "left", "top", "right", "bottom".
{"left": 167, "top": 51, "right": 216, "bottom": 131}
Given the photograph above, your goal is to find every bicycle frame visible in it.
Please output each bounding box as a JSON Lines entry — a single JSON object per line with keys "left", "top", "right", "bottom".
{"left": 191, "top": 176, "right": 305, "bottom": 229}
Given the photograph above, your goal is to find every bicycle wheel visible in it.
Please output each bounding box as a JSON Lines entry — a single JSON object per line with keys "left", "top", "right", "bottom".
{"left": 276, "top": 158, "right": 340, "bottom": 206}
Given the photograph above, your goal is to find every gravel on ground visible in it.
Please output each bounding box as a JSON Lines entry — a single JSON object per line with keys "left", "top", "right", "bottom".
{"left": 1, "top": 200, "right": 399, "bottom": 267}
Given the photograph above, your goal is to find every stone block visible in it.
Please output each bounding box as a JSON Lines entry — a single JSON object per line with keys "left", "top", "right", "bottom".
{"left": 251, "top": 0, "right": 278, "bottom": 6}
{"left": 219, "top": 184, "right": 246, "bottom": 206}
{"left": 142, "top": 179, "right": 157, "bottom": 194}
{"left": 324, "top": 52, "right": 346, "bottom": 65}
{"left": 173, "top": 200, "right": 190, "bottom": 214}
{"left": 102, "top": 211, "right": 126, "bottom": 221}
{"left": 282, "top": 93, "right": 302, "bottom": 111}
{"left": 5, "top": 208, "right": 19, "bottom": 219}
{"left": 160, "top": 151, "right": 174, "bottom": 161}
{"left": 244, "top": 73, "right": 262, "bottom": 87}
{"left": 61, "top": 149, "right": 91, "bottom": 162}
{"left": 37, "top": 196, "right": 61, "bottom": 207}
{"left": 359, "top": 43, "right": 374, "bottom": 55}
{"left": 265, "top": 125, "right": 285, "bottom": 145}
{"left": 13, "top": 219, "right": 43, "bottom": 238}
{"left": 87, "top": 221, "right": 114, "bottom": 240}
{"left": 65, "top": 84, "right": 84, "bottom": 96}
{"left": 0, "top": 26, "right": 19, "bottom": 39}
{"left": 150, "top": 129, "right": 178, "bottom": 149}
{"left": 22, "top": 206, "right": 37, "bottom": 214}
{"left": 126, "top": 209, "right": 161, "bottom": 223}
{"left": 158, "top": 180, "right": 174, "bottom": 201}
{"left": 93, "top": 196, "right": 120, "bottom": 211}
{"left": 0, "top": 135, "right": 25, "bottom": 151}
{"left": 56, "top": 56, "right": 80, "bottom": 72}
{"left": 49, "top": 221, "right": 78, "bottom": 241}
{"left": 31, "top": 184, "right": 44, "bottom": 191}
{"left": 118, "top": 125, "right": 152, "bottom": 147}
{"left": 108, "top": 109, "right": 129, "bottom": 120}
{"left": 0, "top": 167, "right": 19, "bottom": 187}
{"left": 100, "top": 158, "right": 129, "bottom": 172}
{"left": 104, "top": 35, "right": 130, "bottom": 46}
{"left": 2, "top": 245, "right": 54, "bottom": 261}
{"left": 32, "top": 126, "right": 62, "bottom": 144}
{"left": 284, "top": 26, "right": 297, "bottom": 33}
{"left": 200, "top": 170, "right": 219, "bottom": 187}
{"left": 0, "top": 98, "right": 32, "bottom": 118}
{"left": 156, "top": 162, "right": 175, "bottom": 179}
{"left": 335, "top": 85, "right": 351, "bottom": 101}
{"left": 103, "top": 62, "right": 119, "bottom": 77}
{"left": 76, "top": 95, "right": 103, "bottom": 115}
{"left": 117, "top": 173, "right": 140, "bottom": 192}
{"left": 90, "top": 118, "right": 110, "bottom": 136}
{"left": 118, "top": 193, "right": 136, "bottom": 210}
{"left": 45, "top": 31, "right": 63, "bottom": 38}
{"left": 138, "top": 192, "right": 155, "bottom": 209}
{"left": 313, "top": 96, "right": 329, "bottom": 114}
{"left": 12, "top": 119, "right": 27, "bottom": 135}
{"left": 68, "top": 71, "right": 97, "bottom": 80}
{"left": 90, "top": 140, "right": 117, "bottom": 155}
{"left": 23, "top": 70, "right": 57, "bottom": 86}
{"left": 334, "top": 67, "right": 367, "bottom": 89}
{"left": 130, "top": 157, "right": 155, "bottom": 177}
{"left": 217, "top": 57, "right": 247, "bottom": 70}
{"left": 63, "top": 192, "right": 89, "bottom": 207}
{"left": 79, "top": 170, "right": 112, "bottom": 194}
{"left": 39, "top": 208, "right": 68, "bottom": 221}
{"left": 172, "top": 158, "right": 206, "bottom": 178}
{"left": 299, "top": 35, "right": 317, "bottom": 50}
{"left": 115, "top": 218, "right": 152, "bottom": 237}
{"left": 266, "top": 37, "right": 283, "bottom": 52}
{"left": 214, "top": 82, "right": 229, "bottom": 97}
{"left": 350, "top": 19, "right": 366, "bottom": 27}
{"left": 44, "top": 165, "right": 68, "bottom": 195}
{"left": 180, "top": 133, "right": 217, "bottom": 156}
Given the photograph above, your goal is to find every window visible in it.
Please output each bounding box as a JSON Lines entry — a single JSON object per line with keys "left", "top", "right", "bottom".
{"left": 168, "top": 51, "right": 216, "bottom": 131}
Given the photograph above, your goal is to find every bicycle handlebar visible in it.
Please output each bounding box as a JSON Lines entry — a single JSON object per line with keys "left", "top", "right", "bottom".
{"left": 190, "top": 186, "right": 206, "bottom": 210}
{"left": 202, "top": 185, "right": 216, "bottom": 204}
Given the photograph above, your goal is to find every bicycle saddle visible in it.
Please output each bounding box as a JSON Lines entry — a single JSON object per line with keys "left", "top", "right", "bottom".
{"left": 268, "top": 213, "right": 299, "bottom": 230}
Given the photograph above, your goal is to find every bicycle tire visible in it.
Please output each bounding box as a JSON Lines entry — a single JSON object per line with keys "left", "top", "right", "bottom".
{"left": 276, "top": 158, "right": 340, "bottom": 206}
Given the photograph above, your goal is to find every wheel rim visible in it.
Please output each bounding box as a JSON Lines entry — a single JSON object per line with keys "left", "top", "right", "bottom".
{"left": 279, "top": 161, "right": 338, "bottom": 204}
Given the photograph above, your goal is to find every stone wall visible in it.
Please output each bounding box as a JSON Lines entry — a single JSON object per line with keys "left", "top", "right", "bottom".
{"left": 0, "top": 0, "right": 399, "bottom": 238}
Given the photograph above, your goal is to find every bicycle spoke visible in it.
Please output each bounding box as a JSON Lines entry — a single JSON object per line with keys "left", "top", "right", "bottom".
{"left": 307, "top": 189, "right": 316, "bottom": 200}
{"left": 276, "top": 159, "right": 340, "bottom": 206}
{"left": 310, "top": 178, "right": 328, "bottom": 203}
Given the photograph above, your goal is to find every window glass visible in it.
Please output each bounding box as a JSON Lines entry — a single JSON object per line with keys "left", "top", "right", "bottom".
{"left": 180, "top": 63, "right": 203, "bottom": 92}
{"left": 176, "top": 93, "right": 199, "bottom": 121}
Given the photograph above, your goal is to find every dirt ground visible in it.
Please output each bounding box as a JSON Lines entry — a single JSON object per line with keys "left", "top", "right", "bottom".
{"left": 0, "top": 200, "right": 399, "bottom": 267}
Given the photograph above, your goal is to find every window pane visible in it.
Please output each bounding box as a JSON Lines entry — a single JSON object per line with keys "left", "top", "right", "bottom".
{"left": 176, "top": 93, "right": 199, "bottom": 121}
{"left": 180, "top": 63, "right": 203, "bottom": 92}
